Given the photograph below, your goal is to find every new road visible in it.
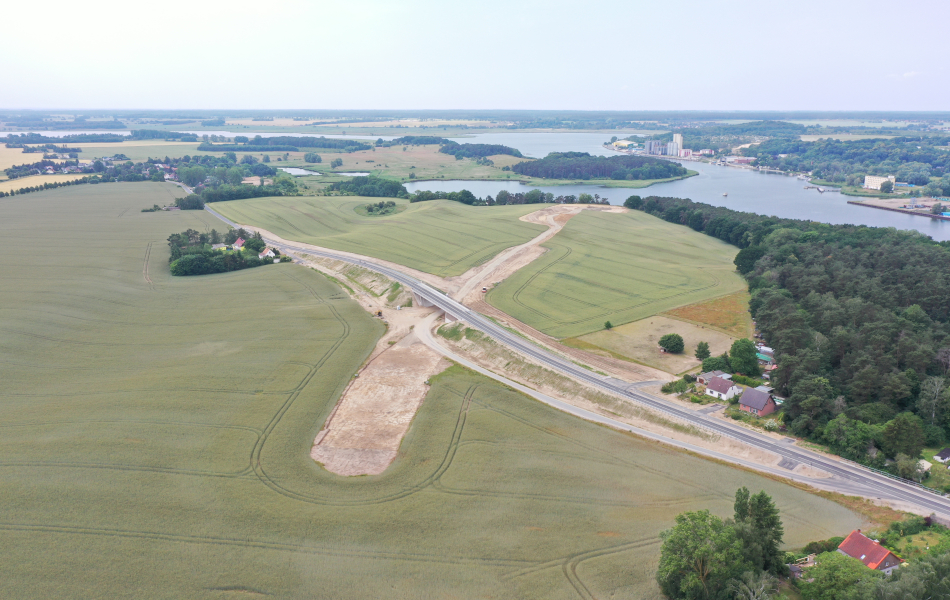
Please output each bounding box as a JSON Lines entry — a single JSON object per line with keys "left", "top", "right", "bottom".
{"left": 206, "top": 206, "right": 950, "bottom": 519}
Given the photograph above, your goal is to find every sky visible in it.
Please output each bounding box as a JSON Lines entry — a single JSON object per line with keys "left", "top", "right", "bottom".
{"left": 1, "top": 0, "right": 947, "bottom": 111}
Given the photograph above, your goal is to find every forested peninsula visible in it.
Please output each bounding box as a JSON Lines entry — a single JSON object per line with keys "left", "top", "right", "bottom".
{"left": 512, "top": 152, "right": 688, "bottom": 181}
{"left": 625, "top": 194, "right": 950, "bottom": 480}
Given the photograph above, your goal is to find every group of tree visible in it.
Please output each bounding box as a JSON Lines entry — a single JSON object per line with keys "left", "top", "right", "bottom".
{"left": 304, "top": 152, "right": 322, "bottom": 163}
{"left": 657, "top": 487, "right": 786, "bottom": 600}
{"left": 128, "top": 129, "right": 199, "bottom": 142}
{"left": 625, "top": 193, "right": 950, "bottom": 478}
{"left": 364, "top": 200, "right": 397, "bottom": 215}
{"left": 327, "top": 175, "right": 408, "bottom": 198}
{"left": 641, "top": 120, "right": 808, "bottom": 153}
{"left": 700, "top": 339, "right": 762, "bottom": 378}
{"left": 438, "top": 141, "right": 523, "bottom": 159}
{"left": 741, "top": 136, "right": 950, "bottom": 187}
{"left": 167, "top": 228, "right": 285, "bottom": 276}
{"left": 511, "top": 152, "right": 688, "bottom": 181}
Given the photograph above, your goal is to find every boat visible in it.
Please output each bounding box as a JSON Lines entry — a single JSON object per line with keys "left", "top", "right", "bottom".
{"left": 722, "top": 193, "right": 728, "bottom": 197}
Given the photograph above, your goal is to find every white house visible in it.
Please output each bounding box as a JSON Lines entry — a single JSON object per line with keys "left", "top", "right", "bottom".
{"left": 259, "top": 248, "right": 276, "bottom": 259}
{"left": 705, "top": 376, "right": 740, "bottom": 401}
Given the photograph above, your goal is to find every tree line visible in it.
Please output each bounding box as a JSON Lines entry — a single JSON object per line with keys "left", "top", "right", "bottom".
{"left": 409, "top": 188, "right": 611, "bottom": 206}
{"left": 625, "top": 194, "right": 950, "bottom": 480}
{"left": 327, "top": 176, "right": 408, "bottom": 198}
{"left": 511, "top": 152, "right": 687, "bottom": 180}
{"left": 197, "top": 136, "right": 371, "bottom": 153}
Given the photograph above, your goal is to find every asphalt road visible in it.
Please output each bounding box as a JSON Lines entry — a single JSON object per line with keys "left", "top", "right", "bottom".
{"left": 206, "top": 206, "right": 950, "bottom": 518}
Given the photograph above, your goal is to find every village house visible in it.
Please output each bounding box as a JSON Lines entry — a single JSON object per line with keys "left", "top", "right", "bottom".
{"left": 705, "top": 376, "right": 740, "bottom": 401}
{"left": 838, "top": 530, "right": 902, "bottom": 576}
{"left": 934, "top": 448, "right": 950, "bottom": 464}
{"left": 697, "top": 370, "right": 729, "bottom": 385}
{"left": 259, "top": 248, "right": 275, "bottom": 259}
{"left": 737, "top": 387, "right": 777, "bottom": 417}
{"left": 232, "top": 238, "right": 245, "bottom": 249}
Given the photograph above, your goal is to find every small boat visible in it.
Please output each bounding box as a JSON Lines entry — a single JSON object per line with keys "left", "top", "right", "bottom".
{"left": 722, "top": 193, "right": 728, "bottom": 197}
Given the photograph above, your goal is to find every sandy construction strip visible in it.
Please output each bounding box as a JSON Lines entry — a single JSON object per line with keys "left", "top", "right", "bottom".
{"left": 311, "top": 332, "right": 449, "bottom": 476}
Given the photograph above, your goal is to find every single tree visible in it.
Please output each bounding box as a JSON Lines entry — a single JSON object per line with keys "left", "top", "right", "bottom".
{"left": 695, "top": 341, "right": 711, "bottom": 361}
{"left": 209, "top": 229, "right": 221, "bottom": 244}
{"left": 733, "top": 487, "right": 785, "bottom": 575}
{"left": 330, "top": 158, "right": 343, "bottom": 168}
{"left": 917, "top": 376, "right": 947, "bottom": 425}
{"left": 262, "top": 155, "right": 270, "bottom": 163}
{"left": 880, "top": 180, "right": 894, "bottom": 193}
{"left": 881, "top": 413, "right": 925, "bottom": 458}
{"left": 728, "top": 571, "right": 778, "bottom": 600}
{"left": 799, "top": 552, "right": 881, "bottom": 600}
{"left": 604, "top": 321, "right": 613, "bottom": 330}
{"left": 729, "top": 339, "right": 761, "bottom": 376}
{"left": 304, "top": 152, "right": 322, "bottom": 163}
{"left": 659, "top": 333, "right": 685, "bottom": 354}
{"left": 657, "top": 510, "right": 749, "bottom": 600}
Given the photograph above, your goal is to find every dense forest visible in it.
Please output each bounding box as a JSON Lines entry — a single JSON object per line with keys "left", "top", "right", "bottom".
{"left": 3, "top": 132, "right": 127, "bottom": 145}
{"left": 626, "top": 194, "right": 950, "bottom": 478}
{"left": 438, "top": 141, "right": 523, "bottom": 159}
{"left": 511, "top": 152, "right": 687, "bottom": 180}
{"left": 741, "top": 136, "right": 950, "bottom": 187}
{"left": 327, "top": 176, "right": 408, "bottom": 198}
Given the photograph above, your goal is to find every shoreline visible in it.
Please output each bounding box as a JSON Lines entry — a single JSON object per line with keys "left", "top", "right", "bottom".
{"left": 846, "top": 200, "right": 950, "bottom": 221}
{"left": 397, "top": 170, "right": 699, "bottom": 189}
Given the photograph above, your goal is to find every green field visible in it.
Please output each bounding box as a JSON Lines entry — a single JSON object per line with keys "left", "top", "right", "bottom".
{"left": 488, "top": 209, "right": 747, "bottom": 338}
{"left": 212, "top": 195, "right": 548, "bottom": 277}
{"left": 0, "top": 183, "right": 866, "bottom": 598}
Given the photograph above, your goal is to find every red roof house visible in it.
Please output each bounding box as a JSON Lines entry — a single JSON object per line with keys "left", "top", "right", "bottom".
{"left": 233, "top": 237, "right": 245, "bottom": 249}
{"left": 738, "top": 388, "right": 777, "bottom": 417}
{"left": 838, "top": 530, "right": 902, "bottom": 575}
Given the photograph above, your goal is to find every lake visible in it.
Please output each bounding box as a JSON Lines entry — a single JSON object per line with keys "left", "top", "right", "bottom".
{"left": 279, "top": 167, "right": 320, "bottom": 176}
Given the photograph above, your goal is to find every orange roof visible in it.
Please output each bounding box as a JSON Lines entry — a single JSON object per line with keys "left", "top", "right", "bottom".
{"left": 838, "top": 530, "right": 900, "bottom": 570}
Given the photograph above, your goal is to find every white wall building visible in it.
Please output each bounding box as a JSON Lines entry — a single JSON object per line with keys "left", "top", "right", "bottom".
{"left": 864, "top": 175, "right": 896, "bottom": 190}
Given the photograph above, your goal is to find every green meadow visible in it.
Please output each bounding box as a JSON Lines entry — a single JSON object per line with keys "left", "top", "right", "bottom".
{"left": 212, "top": 195, "right": 548, "bottom": 277}
{"left": 0, "top": 184, "right": 863, "bottom": 598}
{"left": 488, "top": 209, "right": 747, "bottom": 338}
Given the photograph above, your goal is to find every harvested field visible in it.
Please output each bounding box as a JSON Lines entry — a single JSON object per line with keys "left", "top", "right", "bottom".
{"left": 663, "top": 290, "right": 754, "bottom": 338}
{"left": 0, "top": 145, "right": 32, "bottom": 172}
{"left": 0, "top": 183, "right": 866, "bottom": 598}
{"left": 488, "top": 208, "right": 747, "bottom": 338}
{"left": 0, "top": 173, "right": 88, "bottom": 193}
{"left": 570, "top": 316, "right": 736, "bottom": 374}
{"left": 213, "top": 195, "right": 547, "bottom": 277}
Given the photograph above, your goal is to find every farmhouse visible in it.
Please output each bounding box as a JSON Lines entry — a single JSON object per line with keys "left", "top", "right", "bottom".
{"left": 738, "top": 387, "right": 777, "bottom": 417}
{"left": 233, "top": 237, "right": 245, "bottom": 249}
{"left": 698, "top": 370, "right": 729, "bottom": 385}
{"left": 705, "top": 376, "right": 740, "bottom": 401}
{"left": 838, "top": 530, "right": 902, "bottom": 575}
{"left": 934, "top": 448, "right": 950, "bottom": 464}
{"left": 259, "top": 248, "right": 276, "bottom": 259}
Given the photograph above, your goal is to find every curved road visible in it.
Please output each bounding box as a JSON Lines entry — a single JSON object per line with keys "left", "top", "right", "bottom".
{"left": 206, "top": 206, "right": 950, "bottom": 519}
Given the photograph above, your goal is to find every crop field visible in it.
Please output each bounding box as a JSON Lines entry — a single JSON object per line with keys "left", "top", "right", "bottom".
{"left": 0, "top": 145, "right": 32, "bottom": 173}
{"left": 64, "top": 140, "right": 202, "bottom": 162}
{"left": 487, "top": 209, "right": 747, "bottom": 339}
{"left": 212, "top": 195, "right": 548, "bottom": 277}
{"left": 0, "top": 181, "right": 863, "bottom": 597}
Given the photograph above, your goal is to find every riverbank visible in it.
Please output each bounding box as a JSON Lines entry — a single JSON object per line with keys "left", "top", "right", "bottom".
{"left": 403, "top": 169, "right": 698, "bottom": 189}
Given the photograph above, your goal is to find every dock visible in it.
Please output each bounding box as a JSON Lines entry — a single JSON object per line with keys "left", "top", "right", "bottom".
{"left": 847, "top": 200, "right": 950, "bottom": 221}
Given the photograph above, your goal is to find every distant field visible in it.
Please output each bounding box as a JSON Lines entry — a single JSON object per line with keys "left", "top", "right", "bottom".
{"left": 66, "top": 140, "right": 202, "bottom": 162}
{"left": 0, "top": 183, "right": 865, "bottom": 598}
{"left": 0, "top": 145, "right": 31, "bottom": 172}
{"left": 0, "top": 173, "right": 88, "bottom": 193}
{"left": 487, "top": 210, "right": 746, "bottom": 338}
{"left": 212, "top": 196, "right": 547, "bottom": 277}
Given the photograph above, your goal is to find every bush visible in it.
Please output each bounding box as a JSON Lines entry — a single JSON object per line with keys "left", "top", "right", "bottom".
{"left": 661, "top": 378, "right": 690, "bottom": 394}
{"left": 658, "top": 333, "right": 685, "bottom": 354}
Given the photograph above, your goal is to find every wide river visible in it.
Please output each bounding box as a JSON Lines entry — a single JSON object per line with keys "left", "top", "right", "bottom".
{"left": 8, "top": 129, "right": 948, "bottom": 240}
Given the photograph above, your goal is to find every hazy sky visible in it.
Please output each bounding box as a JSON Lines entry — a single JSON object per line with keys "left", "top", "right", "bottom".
{"left": 2, "top": 0, "right": 946, "bottom": 111}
